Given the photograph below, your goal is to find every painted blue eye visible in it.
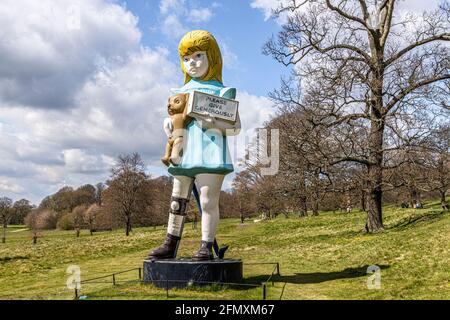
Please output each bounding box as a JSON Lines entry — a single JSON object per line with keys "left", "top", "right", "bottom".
{"left": 196, "top": 53, "right": 202, "bottom": 58}
{"left": 184, "top": 58, "right": 189, "bottom": 62}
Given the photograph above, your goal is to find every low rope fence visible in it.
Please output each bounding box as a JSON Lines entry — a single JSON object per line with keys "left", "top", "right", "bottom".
{"left": 73, "top": 261, "right": 284, "bottom": 300}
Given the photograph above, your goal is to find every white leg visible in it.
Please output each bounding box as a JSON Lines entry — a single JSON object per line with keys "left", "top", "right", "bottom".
{"left": 172, "top": 175, "right": 194, "bottom": 198}
{"left": 167, "top": 175, "right": 194, "bottom": 237}
{"left": 195, "top": 173, "right": 225, "bottom": 242}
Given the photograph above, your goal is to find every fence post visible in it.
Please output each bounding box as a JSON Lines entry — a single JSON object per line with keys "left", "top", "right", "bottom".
{"left": 262, "top": 284, "right": 266, "bottom": 300}
{"left": 112, "top": 274, "right": 116, "bottom": 286}
{"left": 138, "top": 268, "right": 142, "bottom": 280}
{"left": 276, "top": 262, "right": 280, "bottom": 276}
{"left": 74, "top": 288, "right": 78, "bottom": 299}
{"left": 166, "top": 279, "right": 169, "bottom": 298}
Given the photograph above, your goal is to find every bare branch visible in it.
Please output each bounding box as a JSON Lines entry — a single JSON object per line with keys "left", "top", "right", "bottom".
{"left": 385, "top": 33, "right": 450, "bottom": 66}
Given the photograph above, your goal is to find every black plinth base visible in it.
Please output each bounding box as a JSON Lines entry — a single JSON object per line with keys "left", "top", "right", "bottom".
{"left": 143, "top": 258, "right": 243, "bottom": 288}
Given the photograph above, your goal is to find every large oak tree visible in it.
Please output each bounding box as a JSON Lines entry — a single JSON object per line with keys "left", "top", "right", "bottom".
{"left": 265, "top": 0, "right": 449, "bottom": 231}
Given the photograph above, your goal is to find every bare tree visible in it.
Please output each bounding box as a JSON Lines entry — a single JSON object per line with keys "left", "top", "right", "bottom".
{"left": 232, "top": 170, "right": 257, "bottom": 223}
{"left": 84, "top": 204, "right": 100, "bottom": 235}
{"left": 95, "top": 182, "right": 105, "bottom": 206}
{"left": 72, "top": 204, "right": 88, "bottom": 237}
{"left": 24, "top": 209, "right": 41, "bottom": 244}
{"left": 0, "top": 197, "right": 13, "bottom": 243}
{"left": 105, "top": 153, "right": 148, "bottom": 236}
{"left": 422, "top": 125, "right": 450, "bottom": 210}
{"left": 264, "top": 0, "right": 449, "bottom": 231}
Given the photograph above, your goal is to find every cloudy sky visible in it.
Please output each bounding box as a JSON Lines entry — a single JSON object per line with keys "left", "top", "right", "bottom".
{"left": 0, "top": 0, "right": 442, "bottom": 205}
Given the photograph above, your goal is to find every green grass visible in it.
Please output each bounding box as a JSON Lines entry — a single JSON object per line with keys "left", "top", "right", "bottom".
{"left": 0, "top": 201, "right": 449, "bottom": 300}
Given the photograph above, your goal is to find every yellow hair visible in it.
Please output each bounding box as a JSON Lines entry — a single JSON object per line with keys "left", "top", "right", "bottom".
{"left": 178, "top": 30, "right": 223, "bottom": 84}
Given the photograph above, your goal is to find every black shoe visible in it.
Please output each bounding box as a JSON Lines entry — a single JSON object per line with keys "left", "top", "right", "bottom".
{"left": 192, "top": 241, "right": 214, "bottom": 261}
{"left": 148, "top": 233, "right": 180, "bottom": 259}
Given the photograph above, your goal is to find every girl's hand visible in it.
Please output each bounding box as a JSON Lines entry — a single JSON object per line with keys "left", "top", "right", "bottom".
{"left": 163, "top": 117, "right": 173, "bottom": 138}
{"left": 204, "top": 116, "right": 215, "bottom": 124}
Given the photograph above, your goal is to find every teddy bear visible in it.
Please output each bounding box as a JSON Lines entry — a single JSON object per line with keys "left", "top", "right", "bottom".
{"left": 161, "top": 93, "right": 191, "bottom": 166}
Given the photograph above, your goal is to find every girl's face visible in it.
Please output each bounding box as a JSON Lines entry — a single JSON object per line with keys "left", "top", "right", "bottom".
{"left": 182, "top": 51, "right": 209, "bottom": 79}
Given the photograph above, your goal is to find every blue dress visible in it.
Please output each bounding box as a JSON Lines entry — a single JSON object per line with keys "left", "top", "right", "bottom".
{"left": 168, "top": 79, "right": 236, "bottom": 178}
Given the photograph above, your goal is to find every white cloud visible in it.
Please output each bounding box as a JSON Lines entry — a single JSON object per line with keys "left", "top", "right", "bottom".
{"left": 63, "top": 149, "right": 113, "bottom": 174}
{"left": 237, "top": 91, "right": 274, "bottom": 135}
{"left": 0, "top": 178, "right": 24, "bottom": 194}
{"left": 159, "top": 0, "right": 186, "bottom": 15}
{"left": 158, "top": 0, "right": 216, "bottom": 39}
{"left": 250, "top": 0, "right": 282, "bottom": 21}
{"left": 396, "top": 0, "right": 442, "bottom": 13}
{"left": 187, "top": 8, "right": 213, "bottom": 23}
{"left": 221, "top": 42, "right": 239, "bottom": 70}
{"left": 162, "top": 14, "right": 188, "bottom": 39}
{"left": 0, "top": 0, "right": 141, "bottom": 110}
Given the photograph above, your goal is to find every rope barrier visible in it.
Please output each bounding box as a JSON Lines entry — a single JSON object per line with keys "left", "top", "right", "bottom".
{"left": 1, "top": 261, "right": 284, "bottom": 300}
{"left": 73, "top": 261, "right": 282, "bottom": 300}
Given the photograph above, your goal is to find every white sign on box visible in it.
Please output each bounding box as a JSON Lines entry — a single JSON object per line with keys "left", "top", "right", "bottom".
{"left": 187, "top": 90, "right": 239, "bottom": 123}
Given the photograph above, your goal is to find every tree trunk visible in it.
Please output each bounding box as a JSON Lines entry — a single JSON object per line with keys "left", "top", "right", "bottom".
{"left": 360, "top": 189, "right": 367, "bottom": 212}
{"left": 312, "top": 199, "right": 319, "bottom": 216}
{"left": 193, "top": 213, "right": 197, "bottom": 229}
{"left": 299, "top": 195, "right": 308, "bottom": 217}
{"left": 409, "top": 188, "right": 418, "bottom": 208}
{"left": 365, "top": 114, "right": 385, "bottom": 232}
{"left": 33, "top": 234, "right": 37, "bottom": 244}
{"left": 366, "top": 174, "right": 383, "bottom": 232}
{"left": 2, "top": 224, "right": 6, "bottom": 243}
{"left": 441, "top": 190, "right": 449, "bottom": 210}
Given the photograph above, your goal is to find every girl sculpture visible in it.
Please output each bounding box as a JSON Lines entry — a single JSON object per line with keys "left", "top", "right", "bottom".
{"left": 148, "top": 30, "right": 241, "bottom": 260}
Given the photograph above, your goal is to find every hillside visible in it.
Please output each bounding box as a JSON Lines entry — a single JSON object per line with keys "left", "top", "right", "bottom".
{"left": 0, "top": 201, "right": 449, "bottom": 300}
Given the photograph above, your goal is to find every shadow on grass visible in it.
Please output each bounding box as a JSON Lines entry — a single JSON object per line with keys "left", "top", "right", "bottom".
{"left": 387, "top": 210, "right": 447, "bottom": 230}
{"left": 306, "top": 229, "right": 366, "bottom": 241}
{"left": 0, "top": 255, "right": 30, "bottom": 263}
{"left": 245, "top": 265, "right": 390, "bottom": 285}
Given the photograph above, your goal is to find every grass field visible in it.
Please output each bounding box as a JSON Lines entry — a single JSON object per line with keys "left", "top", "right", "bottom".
{"left": 0, "top": 200, "right": 449, "bottom": 300}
